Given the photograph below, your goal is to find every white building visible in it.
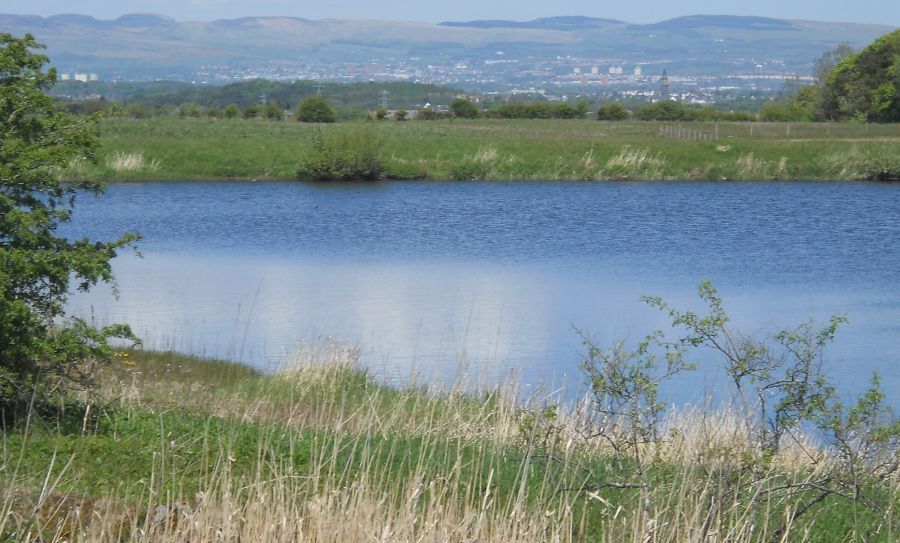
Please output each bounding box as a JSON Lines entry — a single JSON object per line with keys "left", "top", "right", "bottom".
{"left": 634, "top": 66, "right": 642, "bottom": 76}
{"left": 74, "top": 73, "right": 88, "bottom": 82}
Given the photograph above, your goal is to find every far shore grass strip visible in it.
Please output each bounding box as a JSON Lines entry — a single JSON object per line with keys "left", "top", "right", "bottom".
{"left": 84, "top": 117, "right": 900, "bottom": 182}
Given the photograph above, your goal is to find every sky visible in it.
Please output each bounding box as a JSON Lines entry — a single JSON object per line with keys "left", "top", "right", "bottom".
{"left": 2, "top": 0, "right": 898, "bottom": 27}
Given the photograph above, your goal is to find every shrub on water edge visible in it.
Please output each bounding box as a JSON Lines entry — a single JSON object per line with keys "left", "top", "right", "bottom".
{"left": 296, "top": 127, "right": 385, "bottom": 181}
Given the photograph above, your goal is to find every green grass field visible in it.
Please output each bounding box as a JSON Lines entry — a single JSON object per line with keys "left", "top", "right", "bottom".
{"left": 2, "top": 347, "right": 897, "bottom": 542}
{"left": 85, "top": 117, "right": 900, "bottom": 182}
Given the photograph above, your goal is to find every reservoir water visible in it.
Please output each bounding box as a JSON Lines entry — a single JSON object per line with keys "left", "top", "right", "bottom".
{"left": 64, "top": 180, "right": 899, "bottom": 402}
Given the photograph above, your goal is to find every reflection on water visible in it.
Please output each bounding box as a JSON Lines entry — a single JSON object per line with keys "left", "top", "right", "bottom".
{"left": 66, "top": 180, "right": 900, "bottom": 400}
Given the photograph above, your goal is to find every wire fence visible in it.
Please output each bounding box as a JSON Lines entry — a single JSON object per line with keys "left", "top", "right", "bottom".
{"left": 658, "top": 121, "right": 900, "bottom": 141}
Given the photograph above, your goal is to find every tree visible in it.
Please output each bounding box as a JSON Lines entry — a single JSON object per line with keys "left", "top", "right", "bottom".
{"left": 820, "top": 30, "right": 900, "bottom": 122}
{"left": 394, "top": 109, "right": 408, "bottom": 121}
{"left": 0, "top": 34, "right": 138, "bottom": 424}
{"left": 449, "top": 98, "right": 480, "bottom": 119}
{"left": 814, "top": 43, "right": 855, "bottom": 85}
{"left": 296, "top": 95, "right": 337, "bottom": 123}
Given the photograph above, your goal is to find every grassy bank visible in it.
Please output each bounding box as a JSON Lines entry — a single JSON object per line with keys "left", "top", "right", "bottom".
{"left": 85, "top": 117, "right": 900, "bottom": 182}
{"left": 2, "top": 345, "right": 897, "bottom": 542}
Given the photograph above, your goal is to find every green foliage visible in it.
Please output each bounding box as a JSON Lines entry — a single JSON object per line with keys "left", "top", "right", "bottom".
{"left": 394, "top": 109, "right": 408, "bottom": 121}
{"left": 296, "top": 95, "right": 337, "bottom": 123}
{"left": 242, "top": 104, "right": 260, "bottom": 119}
{"left": 296, "top": 127, "right": 384, "bottom": 181}
{"left": 486, "top": 101, "right": 587, "bottom": 119}
{"left": 579, "top": 330, "right": 693, "bottom": 452}
{"left": 53, "top": 79, "right": 461, "bottom": 113}
{"left": 416, "top": 106, "right": 443, "bottom": 120}
{"left": 636, "top": 101, "right": 757, "bottom": 121}
{"left": 596, "top": 103, "right": 630, "bottom": 121}
{"left": 0, "top": 34, "right": 139, "bottom": 424}
{"left": 636, "top": 101, "right": 688, "bottom": 121}
{"left": 821, "top": 29, "right": 900, "bottom": 122}
{"left": 760, "top": 86, "right": 818, "bottom": 121}
{"left": 224, "top": 103, "right": 240, "bottom": 119}
{"left": 582, "top": 281, "right": 900, "bottom": 533}
{"left": 374, "top": 107, "right": 388, "bottom": 120}
{"left": 264, "top": 102, "right": 284, "bottom": 121}
{"left": 449, "top": 98, "right": 481, "bottom": 119}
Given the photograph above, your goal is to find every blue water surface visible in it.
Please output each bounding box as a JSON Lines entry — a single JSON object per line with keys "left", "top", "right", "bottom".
{"left": 63, "top": 180, "right": 900, "bottom": 402}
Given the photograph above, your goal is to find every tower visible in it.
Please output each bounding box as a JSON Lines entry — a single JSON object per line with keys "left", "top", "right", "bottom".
{"left": 659, "top": 69, "right": 670, "bottom": 100}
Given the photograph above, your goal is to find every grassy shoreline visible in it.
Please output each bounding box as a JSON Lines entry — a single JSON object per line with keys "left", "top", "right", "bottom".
{"left": 3, "top": 347, "right": 897, "bottom": 541}
{"left": 84, "top": 118, "right": 900, "bottom": 182}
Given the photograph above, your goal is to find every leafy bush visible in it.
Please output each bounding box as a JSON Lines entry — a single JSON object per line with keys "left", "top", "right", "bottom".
{"left": 449, "top": 98, "right": 481, "bottom": 118}
{"left": 596, "top": 103, "right": 629, "bottom": 120}
{"left": 486, "top": 101, "right": 588, "bottom": 119}
{"left": 296, "top": 127, "right": 384, "bottom": 181}
{"left": 296, "top": 95, "right": 337, "bottom": 123}
{"left": 265, "top": 103, "right": 284, "bottom": 121}
{"left": 578, "top": 281, "right": 900, "bottom": 535}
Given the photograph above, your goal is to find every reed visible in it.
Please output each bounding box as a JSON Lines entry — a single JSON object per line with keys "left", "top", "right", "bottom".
{"left": 2, "top": 343, "right": 897, "bottom": 541}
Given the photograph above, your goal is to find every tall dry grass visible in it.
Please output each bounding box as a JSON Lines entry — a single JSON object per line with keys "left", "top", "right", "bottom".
{"left": 2, "top": 343, "right": 896, "bottom": 541}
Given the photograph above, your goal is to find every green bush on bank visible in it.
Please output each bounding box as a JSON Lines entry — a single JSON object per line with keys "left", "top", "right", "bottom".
{"left": 296, "top": 127, "right": 384, "bottom": 181}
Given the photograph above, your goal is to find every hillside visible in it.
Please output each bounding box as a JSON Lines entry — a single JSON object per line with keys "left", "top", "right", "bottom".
{"left": 0, "top": 13, "right": 894, "bottom": 84}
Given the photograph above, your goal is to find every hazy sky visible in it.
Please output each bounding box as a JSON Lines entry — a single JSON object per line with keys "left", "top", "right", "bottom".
{"left": 2, "top": 0, "right": 898, "bottom": 26}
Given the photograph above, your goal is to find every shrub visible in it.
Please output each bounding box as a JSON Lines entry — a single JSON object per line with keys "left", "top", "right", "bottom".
{"left": 578, "top": 281, "right": 900, "bottom": 534}
{"left": 297, "top": 127, "right": 384, "bottom": 181}
{"left": 265, "top": 103, "right": 285, "bottom": 121}
{"left": 242, "top": 104, "right": 261, "bottom": 119}
{"left": 449, "top": 98, "right": 481, "bottom": 119}
{"left": 596, "top": 103, "right": 630, "bottom": 120}
{"left": 296, "top": 95, "right": 337, "bottom": 123}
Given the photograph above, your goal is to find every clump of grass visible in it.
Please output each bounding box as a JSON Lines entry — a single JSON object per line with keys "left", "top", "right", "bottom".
{"left": 105, "top": 151, "right": 160, "bottom": 173}
{"left": 824, "top": 145, "right": 900, "bottom": 181}
{"left": 599, "top": 146, "right": 667, "bottom": 180}
{"left": 448, "top": 146, "right": 516, "bottom": 180}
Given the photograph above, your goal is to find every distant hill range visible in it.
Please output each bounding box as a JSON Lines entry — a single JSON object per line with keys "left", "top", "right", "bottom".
{"left": 0, "top": 13, "right": 894, "bottom": 83}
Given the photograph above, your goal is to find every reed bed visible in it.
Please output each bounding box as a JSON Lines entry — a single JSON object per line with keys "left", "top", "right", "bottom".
{"left": 1, "top": 343, "right": 897, "bottom": 542}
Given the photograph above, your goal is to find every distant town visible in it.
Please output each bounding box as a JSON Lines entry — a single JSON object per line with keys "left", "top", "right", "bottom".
{"left": 60, "top": 53, "right": 815, "bottom": 105}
